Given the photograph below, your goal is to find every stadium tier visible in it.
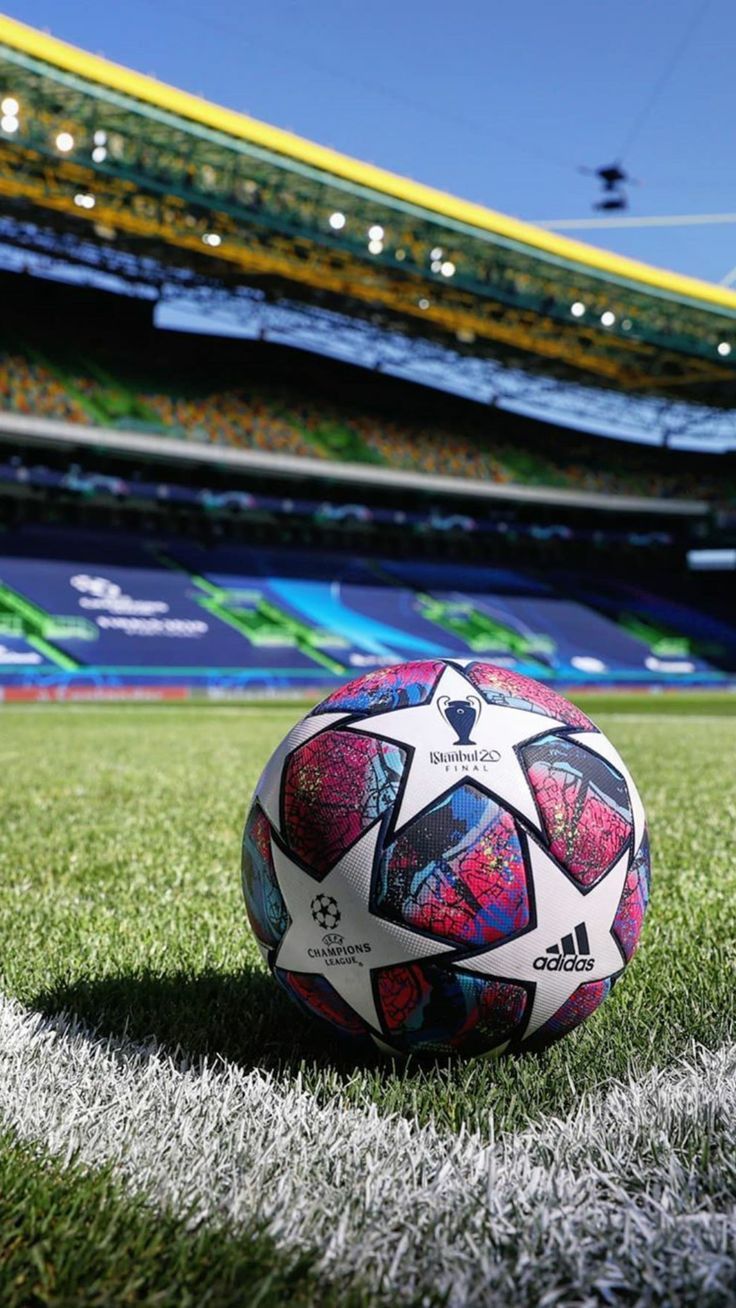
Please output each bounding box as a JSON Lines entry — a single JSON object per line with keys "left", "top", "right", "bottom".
{"left": 0, "top": 346, "right": 706, "bottom": 497}
{"left": 0, "top": 524, "right": 732, "bottom": 698}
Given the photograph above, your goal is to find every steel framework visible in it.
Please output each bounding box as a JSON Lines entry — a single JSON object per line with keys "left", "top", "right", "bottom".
{"left": 1, "top": 16, "right": 736, "bottom": 446}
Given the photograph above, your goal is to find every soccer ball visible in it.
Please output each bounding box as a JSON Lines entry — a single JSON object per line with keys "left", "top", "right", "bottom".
{"left": 242, "top": 659, "right": 650, "bottom": 1057}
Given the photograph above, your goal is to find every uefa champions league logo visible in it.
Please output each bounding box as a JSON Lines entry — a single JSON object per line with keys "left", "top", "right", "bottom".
{"left": 437, "top": 693, "right": 481, "bottom": 745}
{"left": 310, "top": 894, "right": 341, "bottom": 930}
{"left": 306, "top": 893, "right": 372, "bottom": 968}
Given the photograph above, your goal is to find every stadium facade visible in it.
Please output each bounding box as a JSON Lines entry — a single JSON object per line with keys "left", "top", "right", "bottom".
{"left": 0, "top": 17, "right": 734, "bottom": 699}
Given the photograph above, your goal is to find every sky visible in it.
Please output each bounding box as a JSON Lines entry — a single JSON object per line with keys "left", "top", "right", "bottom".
{"left": 6, "top": 0, "right": 736, "bottom": 287}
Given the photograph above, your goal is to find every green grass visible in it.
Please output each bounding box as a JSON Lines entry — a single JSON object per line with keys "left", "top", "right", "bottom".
{"left": 0, "top": 700, "right": 734, "bottom": 1305}
{"left": 572, "top": 689, "right": 736, "bottom": 716}
{"left": 0, "top": 1132, "right": 388, "bottom": 1308}
{"left": 0, "top": 701, "right": 733, "bottom": 1139}
{"left": 0, "top": 1130, "right": 316, "bottom": 1302}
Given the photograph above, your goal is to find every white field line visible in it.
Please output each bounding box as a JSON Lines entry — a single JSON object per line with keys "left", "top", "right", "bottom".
{"left": 0, "top": 995, "right": 734, "bottom": 1307}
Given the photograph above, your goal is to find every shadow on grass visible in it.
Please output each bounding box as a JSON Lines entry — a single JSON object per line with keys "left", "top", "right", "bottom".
{"left": 30, "top": 964, "right": 391, "bottom": 1076}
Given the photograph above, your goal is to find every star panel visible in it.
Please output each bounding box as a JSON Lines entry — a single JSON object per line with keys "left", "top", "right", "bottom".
{"left": 376, "top": 783, "right": 529, "bottom": 948}
{"left": 281, "top": 729, "right": 405, "bottom": 876}
{"left": 522, "top": 733, "right": 633, "bottom": 888}
{"left": 453, "top": 839, "right": 629, "bottom": 1037}
{"left": 271, "top": 823, "right": 454, "bottom": 1032}
{"left": 343, "top": 662, "right": 567, "bottom": 835}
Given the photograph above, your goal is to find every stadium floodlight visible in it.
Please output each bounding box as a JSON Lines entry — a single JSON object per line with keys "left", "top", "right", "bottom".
{"left": 431, "top": 259, "right": 442, "bottom": 273}
{"left": 329, "top": 211, "right": 346, "bottom": 230}
{"left": 570, "top": 301, "right": 586, "bottom": 317}
{"left": 1, "top": 96, "right": 19, "bottom": 116}
{"left": 368, "top": 224, "right": 384, "bottom": 241}
{"left": 55, "top": 131, "right": 75, "bottom": 152}
{"left": 368, "top": 238, "right": 383, "bottom": 255}
{"left": 395, "top": 249, "right": 406, "bottom": 260}
{"left": 621, "top": 318, "right": 633, "bottom": 331}
{"left": 430, "top": 246, "right": 443, "bottom": 260}
{"left": 717, "top": 341, "right": 731, "bottom": 357}
{"left": 0, "top": 114, "right": 19, "bottom": 134}
{"left": 418, "top": 297, "right": 430, "bottom": 309}
{"left": 440, "top": 261, "right": 456, "bottom": 278}
{"left": 91, "top": 146, "right": 107, "bottom": 163}
{"left": 73, "top": 193, "right": 95, "bottom": 209}
{"left": 600, "top": 310, "right": 616, "bottom": 327}
{"left": 93, "top": 130, "right": 107, "bottom": 145}
{"left": 202, "top": 232, "right": 222, "bottom": 247}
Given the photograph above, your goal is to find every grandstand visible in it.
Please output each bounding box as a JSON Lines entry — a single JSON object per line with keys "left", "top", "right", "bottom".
{"left": 2, "top": 15, "right": 736, "bottom": 1308}
{"left": 0, "top": 16, "right": 734, "bottom": 701}
{"left": 2, "top": 273, "right": 734, "bottom": 502}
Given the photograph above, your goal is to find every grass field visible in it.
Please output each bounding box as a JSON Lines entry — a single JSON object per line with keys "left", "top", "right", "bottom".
{"left": 1, "top": 700, "right": 734, "bottom": 1306}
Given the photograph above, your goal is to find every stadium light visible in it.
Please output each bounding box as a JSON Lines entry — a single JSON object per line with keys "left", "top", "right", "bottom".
{"left": 93, "top": 130, "right": 107, "bottom": 146}
{"left": 202, "top": 232, "right": 222, "bottom": 247}
{"left": 0, "top": 114, "right": 18, "bottom": 134}
{"left": 91, "top": 146, "right": 107, "bottom": 163}
{"left": 74, "top": 193, "right": 95, "bottom": 210}
{"left": 368, "top": 238, "right": 383, "bottom": 255}
{"left": 717, "top": 341, "right": 732, "bottom": 357}
{"left": 328, "top": 211, "right": 346, "bottom": 230}
{"left": 430, "top": 246, "right": 443, "bottom": 260}
{"left": 395, "top": 248, "right": 406, "bottom": 261}
{"left": 418, "top": 297, "right": 430, "bottom": 310}
{"left": 1, "top": 96, "right": 19, "bottom": 116}
{"left": 621, "top": 318, "right": 633, "bottom": 331}
{"left": 55, "top": 131, "right": 75, "bottom": 153}
{"left": 431, "top": 259, "right": 442, "bottom": 273}
{"left": 440, "top": 261, "right": 456, "bottom": 277}
{"left": 570, "top": 301, "right": 586, "bottom": 317}
{"left": 368, "top": 224, "right": 384, "bottom": 241}
{"left": 600, "top": 310, "right": 616, "bottom": 327}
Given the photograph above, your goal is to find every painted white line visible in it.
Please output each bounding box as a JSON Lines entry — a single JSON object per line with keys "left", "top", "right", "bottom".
{"left": 0, "top": 995, "right": 734, "bottom": 1305}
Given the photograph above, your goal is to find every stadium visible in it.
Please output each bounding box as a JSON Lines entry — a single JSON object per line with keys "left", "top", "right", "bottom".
{"left": 0, "top": 9, "right": 734, "bottom": 1307}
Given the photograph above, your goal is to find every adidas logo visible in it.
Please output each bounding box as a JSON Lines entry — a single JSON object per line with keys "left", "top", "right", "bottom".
{"left": 533, "top": 922, "right": 595, "bottom": 972}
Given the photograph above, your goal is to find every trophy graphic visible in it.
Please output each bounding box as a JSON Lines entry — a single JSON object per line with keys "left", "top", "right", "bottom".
{"left": 437, "top": 694, "right": 481, "bottom": 745}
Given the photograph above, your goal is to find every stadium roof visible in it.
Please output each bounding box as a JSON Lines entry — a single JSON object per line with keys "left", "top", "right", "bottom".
{"left": 1, "top": 14, "right": 736, "bottom": 440}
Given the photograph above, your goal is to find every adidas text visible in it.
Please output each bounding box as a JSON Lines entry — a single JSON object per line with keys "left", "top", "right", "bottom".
{"left": 534, "top": 922, "right": 593, "bottom": 971}
{"left": 533, "top": 954, "right": 595, "bottom": 972}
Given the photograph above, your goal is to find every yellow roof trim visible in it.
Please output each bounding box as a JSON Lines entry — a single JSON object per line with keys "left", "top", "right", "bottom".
{"left": 2, "top": 11, "right": 736, "bottom": 315}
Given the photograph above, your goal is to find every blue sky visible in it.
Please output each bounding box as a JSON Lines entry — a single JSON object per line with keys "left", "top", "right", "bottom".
{"left": 6, "top": 0, "right": 736, "bottom": 282}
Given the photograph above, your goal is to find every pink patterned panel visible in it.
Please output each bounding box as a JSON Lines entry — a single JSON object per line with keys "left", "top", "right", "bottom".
{"left": 535, "top": 977, "right": 612, "bottom": 1042}
{"left": 282, "top": 728, "right": 404, "bottom": 875}
{"left": 524, "top": 734, "right": 633, "bottom": 886}
{"left": 378, "top": 784, "right": 529, "bottom": 947}
{"left": 376, "top": 960, "right": 527, "bottom": 1055}
{"left": 276, "top": 969, "right": 368, "bottom": 1036}
{"left": 466, "top": 662, "right": 595, "bottom": 730}
{"left": 613, "top": 831, "right": 651, "bottom": 961}
{"left": 314, "top": 659, "right": 445, "bottom": 715}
